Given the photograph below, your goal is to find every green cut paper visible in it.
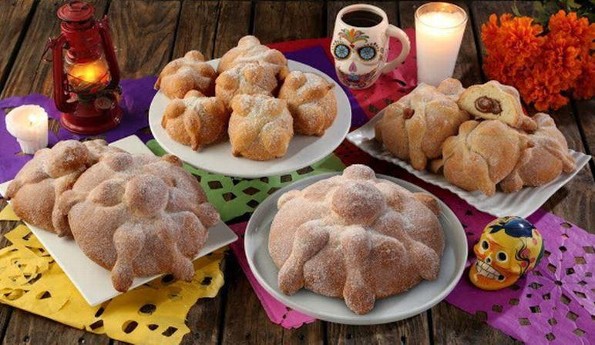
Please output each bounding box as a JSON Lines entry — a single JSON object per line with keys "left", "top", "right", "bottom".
{"left": 146, "top": 140, "right": 345, "bottom": 222}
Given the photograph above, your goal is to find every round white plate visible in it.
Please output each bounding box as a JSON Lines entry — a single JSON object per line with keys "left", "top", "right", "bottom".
{"left": 245, "top": 173, "right": 468, "bottom": 325}
{"left": 149, "top": 59, "right": 352, "bottom": 179}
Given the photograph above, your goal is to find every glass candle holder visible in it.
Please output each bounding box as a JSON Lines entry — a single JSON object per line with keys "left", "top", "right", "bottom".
{"left": 415, "top": 2, "right": 467, "bottom": 86}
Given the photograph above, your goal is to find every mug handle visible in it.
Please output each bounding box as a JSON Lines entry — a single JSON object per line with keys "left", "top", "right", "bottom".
{"left": 381, "top": 25, "right": 411, "bottom": 74}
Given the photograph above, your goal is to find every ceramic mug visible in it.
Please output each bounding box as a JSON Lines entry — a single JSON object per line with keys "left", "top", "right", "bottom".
{"left": 331, "top": 4, "right": 411, "bottom": 90}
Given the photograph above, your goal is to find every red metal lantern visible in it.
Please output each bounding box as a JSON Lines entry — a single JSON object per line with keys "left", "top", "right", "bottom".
{"left": 47, "top": 0, "right": 122, "bottom": 134}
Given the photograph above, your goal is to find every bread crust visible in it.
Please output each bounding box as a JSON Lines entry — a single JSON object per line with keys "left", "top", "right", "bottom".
{"left": 278, "top": 71, "right": 337, "bottom": 136}
{"left": 218, "top": 36, "right": 289, "bottom": 79}
{"left": 269, "top": 165, "right": 444, "bottom": 314}
{"left": 457, "top": 80, "right": 537, "bottom": 131}
{"left": 56, "top": 152, "right": 220, "bottom": 292}
{"left": 441, "top": 120, "right": 529, "bottom": 196}
{"left": 161, "top": 90, "right": 229, "bottom": 151}
{"left": 215, "top": 63, "right": 278, "bottom": 110}
{"left": 375, "top": 79, "right": 469, "bottom": 170}
{"left": 155, "top": 50, "right": 217, "bottom": 99}
{"left": 500, "top": 113, "right": 576, "bottom": 192}
{"left": 228, "top": 94, "right": 293, "bottom": 161}
{"left": 5, "top": 140, "right": 121, "bottom": 236}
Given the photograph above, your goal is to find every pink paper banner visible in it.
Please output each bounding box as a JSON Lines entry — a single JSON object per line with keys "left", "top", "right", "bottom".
{"left": 228, "top": 222, "right": 316, "bottom": 329}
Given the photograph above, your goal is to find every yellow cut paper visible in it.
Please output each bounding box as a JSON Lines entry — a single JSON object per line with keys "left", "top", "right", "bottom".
{"left": 0, "top": 206, "right": 225, "bottom": 345}
{"left": 0, "top": 204, "right": 19, "bottom": 221}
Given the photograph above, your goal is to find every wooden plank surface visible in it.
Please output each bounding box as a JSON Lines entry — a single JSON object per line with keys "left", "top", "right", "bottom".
{"left": 327, "top": 1, "right": 398, "bottom": 37}
{"left": 213, "top": 1, "right": 252, "bottom": 58}
{"left": 254, "top": 1, "right": 325, "bottom": 43}
{"left": 2, "top": 310, "right": 109, "bottom": 345}
{"left": 574, "top": 99, "right": 595, "bottom": 177}
{"left": 0, "top": 1, "right": 592, "bottom": 345}
{"left": 173, "top": 0, "right": 220, "bottom": 59}
{"left": 0, "top": 0, "right": 35, "bottom": 93}
{"left": 108, "top": 0, "right": 181, "bottom": 78}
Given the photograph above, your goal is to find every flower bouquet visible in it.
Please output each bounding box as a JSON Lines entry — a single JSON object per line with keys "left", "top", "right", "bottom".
{"left": 481, "top": 1, "right": 594, "bottom": 111}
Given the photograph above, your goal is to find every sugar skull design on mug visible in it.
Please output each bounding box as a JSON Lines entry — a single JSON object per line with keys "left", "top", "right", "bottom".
{"left": 469, "top": 216, "right": 544, "bottom": 290}
{"left": 331, "top": 4, "right": 411, "bottom": 90}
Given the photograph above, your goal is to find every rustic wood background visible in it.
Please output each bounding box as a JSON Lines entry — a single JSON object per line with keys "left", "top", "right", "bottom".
{"left": 0, "top": 1, "right": 592, "bottom": 344}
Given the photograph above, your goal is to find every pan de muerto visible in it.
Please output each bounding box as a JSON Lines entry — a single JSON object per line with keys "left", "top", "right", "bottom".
{"left": 268, "top": 165, "right": 444, "bottom": 314}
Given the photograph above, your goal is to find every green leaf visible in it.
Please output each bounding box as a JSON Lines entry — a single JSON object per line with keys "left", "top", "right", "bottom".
{"left": 566, "top": 0, "right": 582, "bottom": 9}
{"left": 512, "top": 3, "right": 523, "bottom": 17}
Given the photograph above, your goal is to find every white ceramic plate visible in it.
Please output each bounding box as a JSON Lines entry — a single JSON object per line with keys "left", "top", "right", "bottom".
{"left": 0, "top": 135, "right": 238, "bottom": 306}
{"left": 149, "top": 59, "right": 352, "bottom": 179}
{"left": 347, "top": 110, "right": 592, "bottom": 218}
{"left": 244, "top": 173, "right": 467, "bottom": 325}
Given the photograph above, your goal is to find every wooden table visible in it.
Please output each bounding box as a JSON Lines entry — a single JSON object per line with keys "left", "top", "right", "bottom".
{"left": 0, "top": 1, "right": 592, "bottom": 344}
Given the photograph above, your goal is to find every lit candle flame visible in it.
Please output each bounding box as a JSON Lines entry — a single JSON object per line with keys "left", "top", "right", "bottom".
{"left": 67, "top": 58, "right": 110, "bottom": 91}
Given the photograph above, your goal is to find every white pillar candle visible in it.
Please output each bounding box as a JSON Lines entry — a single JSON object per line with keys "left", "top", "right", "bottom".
{"left": 415, "top": 2, "right": 467, "bottom": 86}
{"left": 5, "top": 105, "right": 49, "bottom": 154}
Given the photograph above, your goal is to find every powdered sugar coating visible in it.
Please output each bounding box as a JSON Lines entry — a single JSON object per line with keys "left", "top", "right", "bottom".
{"left": 155, "top": 50, "right": 217, "bottom": 98}
{"left": 441, "top": 120, "right": 529, "bottom": 196}
{"left": 268, "top": 164, "right": 444, "bottom": 315}
{"left": 215, "top": 63, "right": 278, "bottom": 109}
{"left": 218, "top": 36, "right": 289, "bottom": 79}
{"left": 375, "top": 79, "right": 470, "bottom": 171}
{"left": 161, "top": 90, "right": 229, "bottom": 151}
{"left": 500, "top": 113, "right": 576, "bottom": 192}
{"left": 56, "top": 152, "right": 220, "bottom": 292}
{"left": 5, "top": 140, "right": 122, "bottom": 236}
{"left": 228, "top": 94, "right": 293, "bottom": 161}
{"left": 278, "top": 71, "right": 337, "bottom": 136}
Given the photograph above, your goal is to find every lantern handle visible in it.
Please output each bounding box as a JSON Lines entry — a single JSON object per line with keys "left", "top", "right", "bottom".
{"left": 48, "top": 34, "right": 77, "bottom": 113}
{"left": 97, "top": 16, "right": 120, "bottom": 87}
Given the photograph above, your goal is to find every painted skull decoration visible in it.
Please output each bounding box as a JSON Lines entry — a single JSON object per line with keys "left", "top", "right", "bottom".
{"left": 469, "top": 216, "right": 544, "bottom": 290}
{"left": 331, "top": 28, "right": 385, "bottom": 89}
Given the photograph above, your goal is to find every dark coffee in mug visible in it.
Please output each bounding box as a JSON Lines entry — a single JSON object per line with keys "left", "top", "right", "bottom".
{"left": 341, "top": 10, "right": 383, "bottom": 27}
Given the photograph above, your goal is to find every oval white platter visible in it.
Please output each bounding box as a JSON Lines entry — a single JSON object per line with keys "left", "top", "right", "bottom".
{"left": 346, "top": 110, "right": 592, "bottom": 218}
{"left": 149, "top": 59, "right": 352, "bottom": 179}
{"left": 244, "top": 173, "right": 468, "bottom": 325}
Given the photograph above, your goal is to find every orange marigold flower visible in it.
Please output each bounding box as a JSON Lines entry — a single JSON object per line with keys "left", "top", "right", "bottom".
{"left": 548, "top": 10, "right": 594, "bottom": 55}
{"left": 480, "top": 10, "right": 594, "bottom": 111}
{"left": 574, "top": 55, "right": 595, "bottom": 99}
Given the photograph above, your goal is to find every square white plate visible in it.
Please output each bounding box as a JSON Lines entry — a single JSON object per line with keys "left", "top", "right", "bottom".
{"left": 347, "top": 111, "right": 592, "bottom": 218}
{"left": 0, "top": 135, "right": 238, "bottom": 306}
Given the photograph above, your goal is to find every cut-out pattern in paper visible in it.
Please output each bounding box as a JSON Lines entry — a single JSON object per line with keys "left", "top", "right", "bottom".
{"left": 0, "top": 213, "right": 225, "bottom": 345}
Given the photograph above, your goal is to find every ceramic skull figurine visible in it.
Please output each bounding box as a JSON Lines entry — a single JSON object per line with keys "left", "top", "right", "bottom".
{"left": 469, "top": 216, "right": 544, "bottom": 290}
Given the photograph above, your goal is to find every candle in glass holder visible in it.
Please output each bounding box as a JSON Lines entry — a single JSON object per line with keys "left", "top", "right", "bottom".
{"left": 415, "top": 2, "right": 467, "bottom": 86}
{"left": 5, "top": 105, "right": 49, "bottom": 154}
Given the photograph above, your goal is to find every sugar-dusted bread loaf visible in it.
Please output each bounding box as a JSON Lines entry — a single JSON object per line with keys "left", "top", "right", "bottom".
{"left": 228, "top": 94, "right": 293, "bottom": 161}
{"left": 278, "top": 71, "right": 337, "bottom": 136}
{"left": 161, "top": 90, "right": 229, "bottom": 151}
{"left": 269, "top": 164, "right": 444, "bottom": 314}
{"left": 57, "top": 152, "right": 220, "bottom": 291}
{"left": 500, "top": 113, "right": 576, "bottom": 192}
{"left": 5, "top": 140, "right": 121, "bottom": 236}
{"left": 215, "top": 63, "right": 278, "bottom": 110}
{"left": 375, "top": 79, "right": 470, "bottom": 170}
{"left": 218, "top": 36, "right": 289, "bottom": 79}
{"left": 458, "top": 80, "right": 537, "bottom": 131}
{"left": 155, "top": 50, "right": 217, "bottom": 99}
{"left": 440, "top": 120, "right": 530, "bottom": 196}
